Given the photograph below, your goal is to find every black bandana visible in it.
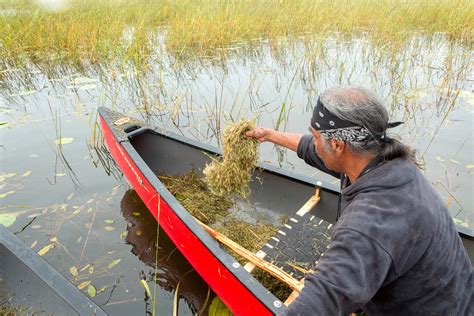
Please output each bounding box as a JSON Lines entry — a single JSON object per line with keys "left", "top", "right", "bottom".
{"left": 311, "top": 97, "right": 403, "bottom": 143}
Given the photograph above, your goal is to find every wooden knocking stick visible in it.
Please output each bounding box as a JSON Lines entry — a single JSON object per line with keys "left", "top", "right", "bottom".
{"left": 195, "top": 218, "right": 304, "bottom": 293}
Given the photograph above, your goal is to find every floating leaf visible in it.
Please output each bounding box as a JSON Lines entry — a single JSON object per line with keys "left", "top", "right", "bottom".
{"left": 104, "top": 219, "right": 114, "bottom": 224}
{"left": 31, "top": 224, "right": 41, "bottom": 229}
{"left": 107, "top": 259, "right": 121, "bottom": 269}
{"left": 466, "top": 164, "right": 474, "bottom": 169}
{"left": 120, "top": 231, "right": 128, "bottom": 239}
{"left": 208, "top": 297, "right": 232, "bottom": 316}
{"left": 140, "top": 279, "right": 152, "bottom": 298}
{"left": 4, "top": 173, "right": 17, "bottom": 178}
{"left": 31, "top": 240, "right": 37, "bottom": 248}
{"left": 38, "top": 244, "right": 54, "bottom": 256}
{"left": 88, "top": 266, "right": 94, "bottom": 274}
{"left": 56, "top": 173, "right": 66, "bottom": 177}
{"left": 0, "top": 214, "right": 17, "bottom": 227}
{"left": 78, "top": 280, "right": 91, "bottom": 290}
{"left": 0, "top": 122, "right": 9, "bottom": 128}
{"left": 70, "top": 266, "right": 78, "bottom": 277}
{"left": 72, "top": 209, "right": 81, "bottom": 215}
{"left": 87, "top": 285, "right": 97, "bottom": 297}
{"left": 436, "top": 156, "right": 445, "bottom": 162}
{"left": 66, "top": 193, "right": 74, "bottom": 200}
{"left": 136, "top": 229, "right": 142, "bottom": 236}
{"left": 449, "top": 159, "right": 459, "bottom": 165}
{"left": 0, "top": 191, "right": 15, "bottom": 199}
{"left": 97, "top": 286, "right": 107, "bottom": 294}
{"left": 22, "top": 170, "right": 32, "bottom": 177}
{"left": 50, "top": 236, "right": 58, "bottom": 242}
{"left": 87, "top": 199, "right": 94, "bottom": 204}
{"left": 54, "top": 137, "right": 74, "bottom": 145}
{"left": 27, "top": 212, "right": 41, "bottom": 218}
{"left": 104, "top": 226, "right": 114, "bottom": 231}
{"left": 132, "top": 212, "right": 141, "bottom": 216}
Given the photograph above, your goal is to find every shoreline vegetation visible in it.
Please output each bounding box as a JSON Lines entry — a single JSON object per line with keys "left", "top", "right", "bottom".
{"left": 0, "top": 0, "right": 472, "bottom": 66}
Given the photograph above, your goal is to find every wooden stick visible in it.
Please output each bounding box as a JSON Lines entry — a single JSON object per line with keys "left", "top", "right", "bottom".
{"left": 195, "top": 218, "right": 304, "bottom": 292}
{"left": 243, "top": 250, "right": 266, "bottom": 272}
{"left": 296, "top": 188, "right": 321, "bottom": 217}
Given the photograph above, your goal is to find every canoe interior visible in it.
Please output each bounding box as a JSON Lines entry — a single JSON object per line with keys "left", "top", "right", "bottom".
{"left": 129, "top": 131, "right": 340, "bottom": 225}
{"left": 129, "top": 130, "right": 474, "bottom": 263}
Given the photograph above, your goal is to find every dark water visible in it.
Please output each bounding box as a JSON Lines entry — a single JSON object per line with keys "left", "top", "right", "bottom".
{"left": 0, "top": 35, "right": 472, "bottom": 314}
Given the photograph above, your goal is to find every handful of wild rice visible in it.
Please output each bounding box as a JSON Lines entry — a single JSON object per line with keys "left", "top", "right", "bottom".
{"left": 203, "top": 119, "right": 258, "bottom": 197}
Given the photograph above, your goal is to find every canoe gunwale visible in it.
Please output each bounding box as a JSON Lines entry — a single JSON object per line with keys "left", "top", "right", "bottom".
{"left": 0, "top": 226, "right": 107, "bottom": 315}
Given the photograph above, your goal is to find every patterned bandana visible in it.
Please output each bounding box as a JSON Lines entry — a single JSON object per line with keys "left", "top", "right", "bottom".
{"left": 311, "top": 97, "right": 403, "bottom": 143}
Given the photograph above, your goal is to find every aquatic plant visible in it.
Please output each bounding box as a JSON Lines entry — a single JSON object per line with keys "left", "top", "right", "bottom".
{"left": 203, "top": 119, "right": 258, "bottom": 197}
{"left": 0, "top": 0, "right": 472, "bottom": 66}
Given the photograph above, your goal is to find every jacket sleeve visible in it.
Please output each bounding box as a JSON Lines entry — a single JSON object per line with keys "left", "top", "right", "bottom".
{"left": 282, "top": 228, "right": 392, "bottom": 316}
{"left": 296, "top": 134, "right": 341, "bottom": 179}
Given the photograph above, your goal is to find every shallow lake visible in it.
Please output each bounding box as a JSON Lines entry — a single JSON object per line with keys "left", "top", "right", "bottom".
{"left": 0, "top": 34, "right": 472, "bottom": 314}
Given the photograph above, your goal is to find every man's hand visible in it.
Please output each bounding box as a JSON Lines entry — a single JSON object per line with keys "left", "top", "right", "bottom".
{"left": 245, "top": 127, "right": 303, "bottom": 152}
{"left": 245, "top": 127, "right": 274, "bottom": 143}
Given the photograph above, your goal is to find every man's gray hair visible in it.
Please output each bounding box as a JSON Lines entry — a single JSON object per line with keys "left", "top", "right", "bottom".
{"left": 319, "top": 86, "right": 418, "bottom": 164}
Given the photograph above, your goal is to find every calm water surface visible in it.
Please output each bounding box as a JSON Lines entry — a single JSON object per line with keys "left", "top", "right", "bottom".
{"left": 0, "top": 35, "right": 472, "bottom": 314}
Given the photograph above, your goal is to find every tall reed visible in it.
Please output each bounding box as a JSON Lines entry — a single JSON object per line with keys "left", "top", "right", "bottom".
{"left": 1, "top": 0, "right": 472, "bottom": 66}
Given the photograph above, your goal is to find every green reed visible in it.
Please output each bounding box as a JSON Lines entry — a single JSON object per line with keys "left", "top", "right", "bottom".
{"left": 0, "top": 0, "right": 472, "bottom": 66}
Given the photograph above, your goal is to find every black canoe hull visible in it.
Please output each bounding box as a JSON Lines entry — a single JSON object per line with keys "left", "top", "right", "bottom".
{"left": 0, "top": 226, "right": 106, "bottom": 315}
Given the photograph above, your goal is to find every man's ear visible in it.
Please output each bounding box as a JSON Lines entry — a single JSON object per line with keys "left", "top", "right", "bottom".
{"left": 331, "top": 139, "right": 345, "bottom": 155}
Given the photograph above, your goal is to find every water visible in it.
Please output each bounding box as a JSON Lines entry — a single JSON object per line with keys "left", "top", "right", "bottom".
{"left": 0, "top": 34, "right": 472, "bottom": 314}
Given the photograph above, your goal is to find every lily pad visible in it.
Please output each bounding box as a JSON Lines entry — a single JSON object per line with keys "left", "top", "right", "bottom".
{"left": 54, "top": 137, "right": 74, "bottom": 145}
{"left": 208, "top": 297, "right": 232, "bottom": 316}
{"left": 0, "top": 214, "right": 17, "bottom": 227}
{"left": 87, "top": 285, "right": 97, "bottom": 297}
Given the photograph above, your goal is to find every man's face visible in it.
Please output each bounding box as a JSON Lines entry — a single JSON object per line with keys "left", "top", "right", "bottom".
{"left": 310, "top": 127, "right": 338, "bottom": 171}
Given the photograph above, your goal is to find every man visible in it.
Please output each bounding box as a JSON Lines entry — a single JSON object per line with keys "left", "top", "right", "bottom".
{"left": 246, "top": 86, "right": 472, "bottom": 315}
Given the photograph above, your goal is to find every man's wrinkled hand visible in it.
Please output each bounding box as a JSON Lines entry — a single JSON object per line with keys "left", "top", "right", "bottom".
{"left": 245, "top": 128, "right": 272, "bottom": 143}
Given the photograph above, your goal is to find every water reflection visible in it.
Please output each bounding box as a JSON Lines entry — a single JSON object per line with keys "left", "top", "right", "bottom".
{"left": 121, "top": 189, "right": 213, "bottom": 315}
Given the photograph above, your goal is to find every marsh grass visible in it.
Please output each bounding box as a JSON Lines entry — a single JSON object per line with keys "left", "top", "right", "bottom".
{"left": 0, "top": 0, "right": 472, "bottom": 66}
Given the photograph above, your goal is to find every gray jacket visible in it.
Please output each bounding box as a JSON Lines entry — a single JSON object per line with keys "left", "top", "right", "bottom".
{"left": 283, "top": 135, "right": 473, "bottom": 315}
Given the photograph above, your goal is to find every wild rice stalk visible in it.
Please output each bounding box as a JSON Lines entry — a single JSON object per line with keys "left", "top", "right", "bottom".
{"left": 203, "top": 119, "right": 258, "bottom": 198}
